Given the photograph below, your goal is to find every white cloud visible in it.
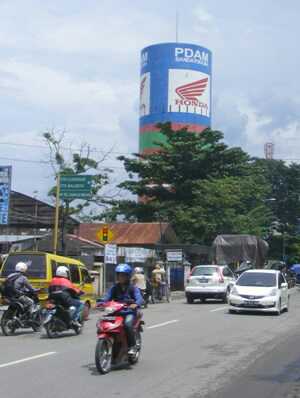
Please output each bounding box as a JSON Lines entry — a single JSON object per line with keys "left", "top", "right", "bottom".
{"left": 0, "top": 59, "right": 117, "bottom": 107}
{"left": 192, "top": 6, "right": 219, "bottom": 35}
{"left": 0, "top": 0, "right": 300, "bottom": 198}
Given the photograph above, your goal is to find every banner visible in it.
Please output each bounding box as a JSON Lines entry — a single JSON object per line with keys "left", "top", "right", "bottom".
{"left": 125, "top": 247, "right": 153, "bottom": 263}
{"left": 104, "top": 244, "right": 117, "bottom": 264}
{"left": 0, "top": 166, "right": 12, "bottom": 225}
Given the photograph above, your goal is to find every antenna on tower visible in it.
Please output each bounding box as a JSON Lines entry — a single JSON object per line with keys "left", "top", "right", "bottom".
{"left": 176, "top": 10, "right": 179, "bottom": 42}
{"left": 264, "top": 142, "right": 275, "bottom": 160}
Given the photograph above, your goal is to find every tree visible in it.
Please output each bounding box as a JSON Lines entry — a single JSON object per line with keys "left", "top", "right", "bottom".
{"left": 253, "top": 159, "right": 300, "bottom": 229}
{"left": 44, "top": 130, "right": 113, "bottom": 252}
{"left": 108, "top": 123, "right": 271, "bottom": 244}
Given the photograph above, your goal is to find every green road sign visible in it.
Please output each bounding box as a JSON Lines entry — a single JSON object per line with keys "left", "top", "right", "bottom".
{"left": 60, "top": 175, "right": 92, "bottom": 200}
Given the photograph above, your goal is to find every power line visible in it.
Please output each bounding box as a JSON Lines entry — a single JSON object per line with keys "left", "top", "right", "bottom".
{"left": 0, "top": 141, "right": 135, "bottom": 156}
{"left": 0, "top": 156, "right": 126, "bottom": 170}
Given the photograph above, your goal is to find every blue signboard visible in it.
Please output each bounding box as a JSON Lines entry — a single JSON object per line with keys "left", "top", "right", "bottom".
{"left": 0, "top": 166, "right": 12, "bottom": 225}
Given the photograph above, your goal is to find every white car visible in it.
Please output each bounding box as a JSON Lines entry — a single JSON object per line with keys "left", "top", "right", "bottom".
{"left": 185, "top": 265, "right": 236, "bottom": 304}
{"left": 228, "top": 269, "right": 289, "bottom": 315}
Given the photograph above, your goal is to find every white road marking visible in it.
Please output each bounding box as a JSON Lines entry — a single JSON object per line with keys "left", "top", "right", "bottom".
{"left": 0, "top": 352, "right": 57, "bottom": 369}
{"left": 147, "top": 320, "right": 179, "bottom": 329}
{"left": 210, "top": 306, "right": 228, "bottom": 313}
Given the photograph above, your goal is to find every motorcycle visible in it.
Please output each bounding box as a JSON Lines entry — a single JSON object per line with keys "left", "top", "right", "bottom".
{"left": 42, "top": 300, "right": 84, "bottom": 338}
{"left": 95, "top": 301, "right": 144, "bottom": 374}
{"left": 0, "top": 291, "right": 41, "bottom": 336}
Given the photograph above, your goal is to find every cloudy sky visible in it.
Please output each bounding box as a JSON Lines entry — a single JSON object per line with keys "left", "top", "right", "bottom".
{"left": 0, "top": 0, "right": 299, "bottom": 201}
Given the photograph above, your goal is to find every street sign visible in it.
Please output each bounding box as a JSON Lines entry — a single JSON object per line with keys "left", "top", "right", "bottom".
{"left": 166, "top": 250, "right": 183, "bottom": 262}
{"left": 60, "top": 175, "right": 92, "bottom": 200}
{"left": 96, "top": 226, "right": 114, "bottom": 244}
{"left": 0, "top": 166, "right": 12, "bottom": 225}
{"left": 104, "top": 244, "right": 117, "bottom": 264}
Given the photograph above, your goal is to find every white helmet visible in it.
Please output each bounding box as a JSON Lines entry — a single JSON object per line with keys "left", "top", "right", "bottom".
{"left": 15, "top": 262, "right": 28, "bottom": 273}
{"left": 134, "top": 267, "right": 142, "bottom": 274}
{"left": 56, "top": 266, "right": 69, "bottom": 278}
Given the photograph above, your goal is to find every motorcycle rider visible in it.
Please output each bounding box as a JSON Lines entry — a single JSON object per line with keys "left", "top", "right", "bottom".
{"left": 5, "top": 262, "right": 36, "bottom": 314}
{"left": 48, "top": 266, "right": 84, "bottom": 327}
{"left": 100, "top": 264, "right": 144, "bottom": 355}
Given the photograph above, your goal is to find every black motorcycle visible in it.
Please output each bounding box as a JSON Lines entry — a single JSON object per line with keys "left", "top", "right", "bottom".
{"left": 0, "top": 291, "right": 41, "bottom": 336}
{"left": 42, "top": 300, "right": 84, "bottom": 338}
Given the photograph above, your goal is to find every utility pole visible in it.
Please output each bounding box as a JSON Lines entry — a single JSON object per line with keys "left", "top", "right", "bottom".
{"left": 53, "top": 173, "right": 60, "bottom": 254}
{"left": 175, "top": 10, "right": 179, "bottom": 43}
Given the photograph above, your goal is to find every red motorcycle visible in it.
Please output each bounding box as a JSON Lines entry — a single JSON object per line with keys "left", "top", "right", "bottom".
{"left": 95, "top": 301, "right": 144, "bottom": 374}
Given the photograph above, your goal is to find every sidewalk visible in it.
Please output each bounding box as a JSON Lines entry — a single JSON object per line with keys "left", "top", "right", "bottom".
{"left": 171, "top": 290, "right": 185, "bottom": 300}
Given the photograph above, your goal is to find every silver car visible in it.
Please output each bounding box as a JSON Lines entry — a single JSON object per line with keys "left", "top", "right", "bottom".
{"left": 185, "top": 265, "right": 236, "bottom": 304}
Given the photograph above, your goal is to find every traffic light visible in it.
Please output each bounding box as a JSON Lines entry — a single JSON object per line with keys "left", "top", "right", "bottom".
{"left": 102, "top": 227, "right": 108, "bottom": 242}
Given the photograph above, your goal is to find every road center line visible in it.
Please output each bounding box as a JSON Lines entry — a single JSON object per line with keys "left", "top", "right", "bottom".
{"left": 147, "top": 320, "right": 179, "bottom": 329}
{"left": 0, "top": 352, "right": 57, "bottom": 369}
{"left": 210, "top": 306, "right": 228, "bottom": 313}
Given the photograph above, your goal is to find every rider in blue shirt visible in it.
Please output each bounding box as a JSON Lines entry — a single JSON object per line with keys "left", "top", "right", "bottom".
{"left": 100, "top": 264, "right": 144, "bottom": 355}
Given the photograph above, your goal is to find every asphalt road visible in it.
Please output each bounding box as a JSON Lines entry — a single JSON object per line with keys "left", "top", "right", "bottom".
{"left": 1, "top": 290, "right": 300, "bottom": 398}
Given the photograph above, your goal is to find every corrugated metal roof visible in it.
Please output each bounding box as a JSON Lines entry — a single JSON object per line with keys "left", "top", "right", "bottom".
{"left": 76, "top": 223, "right": 177, "bottom": 245}
{"left": 0, "top": 235, "right": 44, "bottom": 243}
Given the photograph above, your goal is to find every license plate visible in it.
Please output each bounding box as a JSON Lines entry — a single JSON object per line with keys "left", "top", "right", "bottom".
{"left": 198, "top": 278, "right": 209, "bottom": 283}
{"left": 245, "top": 301, "right": 257, "bottom": 306}
{"left": 102, "top": 316, "right": 116, "bottom": 321}
{"left": 0, "top": 306, "right": 8, "bottom": 311}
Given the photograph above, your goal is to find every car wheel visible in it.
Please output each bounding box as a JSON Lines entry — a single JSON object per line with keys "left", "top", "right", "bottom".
{"left": 223, "top": 288, "right": 230, "bottom": 303}
{"left": 200, "top": 298, "right": 206, "bottom": 304}
{"left": 286, "top": 297, "right": 290, "bottom": 313}
{"left": 275, "top": 299, "right": 281, "bottom": 316}
{"left": 229, "top": 309, "right": 236, "bottom": 314}
{"left": 186, "top": 295, "right": 194, "bottom": 304}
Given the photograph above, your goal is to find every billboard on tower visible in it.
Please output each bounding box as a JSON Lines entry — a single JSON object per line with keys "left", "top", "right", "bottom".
{"left": 139, "top": 42, "right": 212, "bottom": 154}
{"left": 140, "top": 72, "right": 150, "bottom": 116}
{"left": 168, "top": 69, "right": 210, "bottom": 116}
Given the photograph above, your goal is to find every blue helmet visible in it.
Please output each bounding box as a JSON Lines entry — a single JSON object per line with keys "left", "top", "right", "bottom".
{"left": 115, "top": 263, "right": 132, "bottom": 275}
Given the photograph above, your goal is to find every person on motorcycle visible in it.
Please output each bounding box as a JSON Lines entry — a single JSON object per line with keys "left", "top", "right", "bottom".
{"left": 5, "top": 262, "right": 36, "bottom": 314}
{"left": 48, "top": 266, "right": 84, "bottom": 327}
{"left": 101, "top": 264, "right": 144, "bottom": 355}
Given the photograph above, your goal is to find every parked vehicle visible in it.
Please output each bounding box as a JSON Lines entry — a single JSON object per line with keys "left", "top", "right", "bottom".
{"left": 290, "top": 264, "right": 300, "bottom": 284}
{"left": 0, "top": 290, "right": 41, "bottom": 335}
{"left": 95, "top": 301, "right": 144, "bottom": 374}
{"left": 0, "top": 252, "right": 95, "bottom": 319}
{"left": 228, "top": 269, "right": 289, "bottom": 315}
{"left": 185, "top": 265, "right": 235, "bottom": 304}
{"left": 265, "top": 261, "right": 296, "bottom": 288}
{"left": 42, "top": 300, "right": 84, "bottom": 337}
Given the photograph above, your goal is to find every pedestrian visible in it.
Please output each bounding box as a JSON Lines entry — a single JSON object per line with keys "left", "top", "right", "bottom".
{"left": 152, "top": 264, "right": 166, "bottom": 301}
{"left": 132, "top": 267, "right": 146, "bottom": 291}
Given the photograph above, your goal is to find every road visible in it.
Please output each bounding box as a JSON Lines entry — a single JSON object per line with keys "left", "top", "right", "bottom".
{"left": 1, "top": 290, "right": 300, "bottom": 398}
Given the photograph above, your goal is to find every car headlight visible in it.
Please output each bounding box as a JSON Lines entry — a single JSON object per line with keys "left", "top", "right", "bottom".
{"left": 269, "top": 288, "right": 277, "bottom": 297}
{"left": 230, "top": 286, "right": 239, "bottom": 296}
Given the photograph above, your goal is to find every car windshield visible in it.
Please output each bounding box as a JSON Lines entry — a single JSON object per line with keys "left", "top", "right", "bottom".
{"left": 237, "top": 272, "right": 276, "bottom": 287}
{"left": 191, "top": 267, "right": 218, "bottom": 276}
{"left": 1, "top": 254, "right": 46, "bottom": 279}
